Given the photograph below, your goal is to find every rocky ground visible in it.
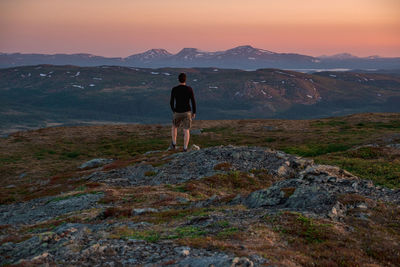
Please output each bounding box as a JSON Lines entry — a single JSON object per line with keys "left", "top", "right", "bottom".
{"left": 1, "top": 114, "right": 400, "bottom": 266}
{"left": 1, "top": 144, "right": 399, "bottom": 266}
{"left": 85, "top": 146, "right": 312, "bottom": 186}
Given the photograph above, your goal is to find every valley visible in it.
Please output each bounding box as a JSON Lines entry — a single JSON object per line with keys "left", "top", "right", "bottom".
{"left": 1, "top": 65, "right": 400, "bottom": 137}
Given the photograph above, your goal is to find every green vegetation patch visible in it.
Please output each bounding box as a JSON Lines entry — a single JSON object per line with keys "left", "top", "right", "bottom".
{"left": 267, "top": 212, "right": 333, "bottom": 244}
{"left": 130, "top": 230, "right": 160, "bottom": 242}
{"left": 216, "top": 226, "right": 239, "bottom": 239}
{"left": 172, "top": 226, "right": 207, "bottom": 239}
{"left": 346, "top": 147, "right": 388, "bottom": 160}
{"left": 282, "top": 143, "right": 352, "bottom": 157}
{"left": 115, "top": 228, "right": 160, "bottom": 242}
{"left": 131, "top": 208, "right": 212, "bottom": 224}
{"left": 311, "top": 120, "right": 348, "bottom": 127}
{"left": 99, "top": 136, "right": 168, "bottom": 158}
{"left": 315, "top": 156, "right": 400, "bottom": 188}
{"left": 364, "top": 121, "right": 400, "bottom": 129}
{"left": 60, "top": 151, "right": 81, "bottom": 159}
{"left": 33, "top": 149, "right": 57, "bottom": 160}
{"left": 263, "top": 137, "right": 276, "bottom": 143}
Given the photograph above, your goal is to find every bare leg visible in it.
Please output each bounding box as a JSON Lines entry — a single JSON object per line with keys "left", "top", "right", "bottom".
{"left": 171, "top": 126, "right": 177, "bottom": 145}
{"left": 183, "top": 128, "right": 190, "bottom": 150}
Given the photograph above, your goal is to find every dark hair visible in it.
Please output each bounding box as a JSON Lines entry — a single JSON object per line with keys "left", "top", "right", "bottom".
{"left": 178, "top": 73, "right": 186, "bottom": 83}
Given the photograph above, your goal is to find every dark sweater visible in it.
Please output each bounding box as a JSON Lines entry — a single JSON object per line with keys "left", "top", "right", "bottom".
{"left": 170, "top": 84, "right": 196, "bottom": 114}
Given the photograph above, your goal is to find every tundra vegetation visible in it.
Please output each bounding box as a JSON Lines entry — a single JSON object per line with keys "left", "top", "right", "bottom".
{"left": 0, "top": 113, "right": 399, "bottom": 266}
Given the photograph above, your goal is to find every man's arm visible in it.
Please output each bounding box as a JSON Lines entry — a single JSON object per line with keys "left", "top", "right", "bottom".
{"left": 170, "top": 89, "right": 175, "bottom": 112}
{"left": 190, "top": 87, "right": 196, "bottom": 117}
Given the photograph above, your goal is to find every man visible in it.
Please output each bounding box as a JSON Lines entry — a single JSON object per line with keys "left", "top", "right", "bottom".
{"left": 169, "top": 73, "right": 196, "bottom": 152}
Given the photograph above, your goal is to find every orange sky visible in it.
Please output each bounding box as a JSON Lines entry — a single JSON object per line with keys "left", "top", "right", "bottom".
{"left": 1, "top": 0, "right": 399, "bottom": 57}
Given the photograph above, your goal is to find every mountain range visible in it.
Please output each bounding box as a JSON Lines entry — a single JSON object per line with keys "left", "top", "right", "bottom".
{"left": 1, "top": 45, "right": 400, "bottom": 70}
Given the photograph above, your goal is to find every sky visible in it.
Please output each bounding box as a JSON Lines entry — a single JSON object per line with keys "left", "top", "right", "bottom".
{"left": 0, "top": 0, "right": 399, "bottom": 57}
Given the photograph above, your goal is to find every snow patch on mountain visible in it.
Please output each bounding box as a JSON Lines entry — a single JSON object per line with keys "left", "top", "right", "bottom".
{"left": 275, "top": 71, "right": 295, "bottom": 77}
{"left": 126, "top": 49, "right": 172, "bottom": 61}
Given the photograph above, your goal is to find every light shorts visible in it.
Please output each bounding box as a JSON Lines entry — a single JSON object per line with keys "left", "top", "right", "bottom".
{"left": 172, "top": 111, "right": 192, "bottom": 129}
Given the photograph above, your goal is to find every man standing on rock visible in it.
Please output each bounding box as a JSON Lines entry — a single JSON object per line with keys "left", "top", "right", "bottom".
{"left": 169, "top": 73, "right": 196, "bottom": 152}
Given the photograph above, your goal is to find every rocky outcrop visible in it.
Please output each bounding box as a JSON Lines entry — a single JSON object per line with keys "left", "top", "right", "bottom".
{"left": 86, "top": 145, "right": 313, "bottom": 186}
{"left": 0, "top": 222, "right": 263, "bottom": 266}
{"left": 386, "top": 143, "right": 400, "bottom": 149}
{"left": 1, "top": 145, "right": 399, "bottom": 266}
{"left": 242, "top": 164, "right": 399, "bottom": 220}
{"left": 82, "top": 145, "right": 400, "bottom": 220}
{"left": 0, "top": 193, "right": 104, "bottom": 226}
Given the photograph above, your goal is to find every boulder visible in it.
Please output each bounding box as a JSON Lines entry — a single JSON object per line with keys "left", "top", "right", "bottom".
{"left": 132, "top": 208, "right": 158, "bottom": 215}
{"left": 177, "top": 255, "right": 254, "bottom": 267}
{"left": 79, "top": 158, "right": 113, "bottom": 169}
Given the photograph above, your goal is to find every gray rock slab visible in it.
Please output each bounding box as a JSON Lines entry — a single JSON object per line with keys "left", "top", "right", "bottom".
{"left": 86, "top": 145, "right": 314, "bottom": 186}
{"left": 0, "top": 193, "right": 104, "bottom": 226}
{"left": 79, "top": 158, "right": 113, "bottom": 169}
{"left": 243, "top": 164, "right": 400, "bottom": 220}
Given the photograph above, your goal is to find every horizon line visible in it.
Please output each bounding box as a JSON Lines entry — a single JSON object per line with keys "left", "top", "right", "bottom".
{"left": 1, "top": 45, "right": 399, "bottom": 59}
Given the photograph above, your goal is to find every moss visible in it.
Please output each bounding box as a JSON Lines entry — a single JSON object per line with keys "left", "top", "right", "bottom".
{"left": 216, "top": 227, "right": 239, "bottom": 239}
{"left": 114, "top": 228, "right": 160, "bottom": 242}
{"left": 174, "top": 226, "right": 207, "bottom": 238}
{"left": 213, "top": 220, "right": 230, "bottom": 228}
{"left": 75, "top": 185, "right": 87, "bottom": 191}
{"left": 129, "top": 230, "right": 160, "bottom": 242}
{"left": 168, "top": 185, "right": 188, "bottom": 193}
{"left": 268, "top": 212, "right": 333, "bottom": 244}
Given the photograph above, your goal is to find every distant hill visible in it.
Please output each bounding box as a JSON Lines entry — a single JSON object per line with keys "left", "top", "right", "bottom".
{"left": 1, "top": 45, "right": 400, "bottom": 70}
{"left": 1, "top": 64, "right": 400, "bottom": 136}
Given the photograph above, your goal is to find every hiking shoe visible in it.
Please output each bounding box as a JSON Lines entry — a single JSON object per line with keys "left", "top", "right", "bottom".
{"left": 168, "top": 142, "right": 176, "bottom": 151}
{"left": 183, "top": 147, "right": 188, "bottom": 152}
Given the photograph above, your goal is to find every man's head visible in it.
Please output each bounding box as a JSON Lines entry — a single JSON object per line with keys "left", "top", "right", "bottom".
{"left": 178, "top": 73, "right": 186, "bottom": 84}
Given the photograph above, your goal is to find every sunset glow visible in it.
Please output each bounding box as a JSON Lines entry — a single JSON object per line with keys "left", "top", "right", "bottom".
{"left": 1, "top": 0, "right": 399, "bottom": 57}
